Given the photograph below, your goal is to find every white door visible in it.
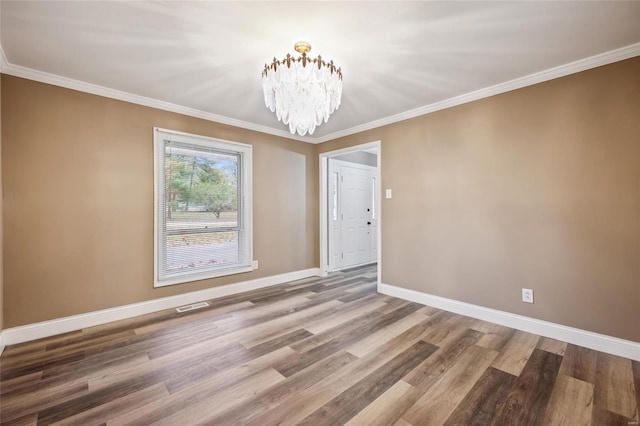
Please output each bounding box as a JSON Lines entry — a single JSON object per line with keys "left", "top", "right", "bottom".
{"left": 341, "top": 164, "right": 370, "bottom": 267}
{"left": 328, "top": 159, "right": 377, "bottom": 271}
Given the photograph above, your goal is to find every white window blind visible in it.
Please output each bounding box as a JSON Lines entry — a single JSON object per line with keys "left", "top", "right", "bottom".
{"left": 154, "top": 128, "right": 252, "bottom": 287}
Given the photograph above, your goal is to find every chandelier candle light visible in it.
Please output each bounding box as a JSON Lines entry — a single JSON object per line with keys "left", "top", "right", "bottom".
{"left": 262, "top": 41, "right": 343, "bottom": 136}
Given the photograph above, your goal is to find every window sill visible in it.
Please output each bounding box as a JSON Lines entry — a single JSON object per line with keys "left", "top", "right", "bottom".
{"left": 154, "top": 265, "right": 255, "bottom": 288}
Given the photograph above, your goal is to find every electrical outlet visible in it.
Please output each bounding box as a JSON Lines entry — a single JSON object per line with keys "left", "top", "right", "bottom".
{"left": 522, "top": 288, "right": 534, "bottom": 304}
{"left": 385, "top": 189, "right": 392, "bottom": 199}
{"left": 252, "top": 260, "right": 259, "bottom": 269}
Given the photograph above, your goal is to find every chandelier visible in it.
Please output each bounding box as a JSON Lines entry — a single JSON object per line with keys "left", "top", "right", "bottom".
{"left": 262, "top": 41, "right": 342, "bottom": 136}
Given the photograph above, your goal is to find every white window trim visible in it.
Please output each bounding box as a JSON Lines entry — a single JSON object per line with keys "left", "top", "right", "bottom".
{"left": 153, "top": 127, "right": 253, "bottom": 288}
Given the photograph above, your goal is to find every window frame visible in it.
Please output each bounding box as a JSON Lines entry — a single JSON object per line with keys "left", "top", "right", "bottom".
{"left": 153, "top": 127, "right": 253, "bottom": 287}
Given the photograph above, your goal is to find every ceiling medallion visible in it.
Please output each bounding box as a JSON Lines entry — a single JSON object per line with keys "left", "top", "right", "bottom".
{"left": 262, "top": 41, "right": 343, "bottom": 136}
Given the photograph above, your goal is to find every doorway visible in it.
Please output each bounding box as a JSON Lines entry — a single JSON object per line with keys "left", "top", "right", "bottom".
{"left": 320, "top": 141, "right": 381, "bottom": 279}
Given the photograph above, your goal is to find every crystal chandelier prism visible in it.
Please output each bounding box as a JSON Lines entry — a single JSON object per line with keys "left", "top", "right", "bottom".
{"left": 262, "top": 42, "right": 342, "bottom": 136}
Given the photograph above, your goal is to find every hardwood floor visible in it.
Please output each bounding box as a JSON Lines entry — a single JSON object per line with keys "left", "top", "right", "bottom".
{"left": 1, "top": 265, "right": 638, "bottom": 425}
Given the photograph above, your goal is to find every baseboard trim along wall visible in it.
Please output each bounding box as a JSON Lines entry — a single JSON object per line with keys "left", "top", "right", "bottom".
{"left": 2, "top": 268, "right": 321, "bottom": 347}
{"left": 0, "top": 332, "right": 5, "bottom": 356}
{"left": 379, "top": 283, "right": 640, "bottom": 362}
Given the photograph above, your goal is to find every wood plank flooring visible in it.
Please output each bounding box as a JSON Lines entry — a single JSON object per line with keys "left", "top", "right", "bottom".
{"left": 1, "top": 265, "right": 639, "bottom": 425}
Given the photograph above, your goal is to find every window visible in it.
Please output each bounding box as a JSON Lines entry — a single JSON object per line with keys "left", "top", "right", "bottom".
{"left": 332, "top": 172, "right": 339, "bottom": 221}
{"left": 371, "top": 176, "right": 376, "bottom": 220}
{"left": 154, "top": 128, "right": 252, "bottom": 287}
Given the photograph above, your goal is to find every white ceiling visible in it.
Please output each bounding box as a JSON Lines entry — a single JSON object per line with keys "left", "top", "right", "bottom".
{"left": 1, "top": 1, "right": 640, "bottom": 143}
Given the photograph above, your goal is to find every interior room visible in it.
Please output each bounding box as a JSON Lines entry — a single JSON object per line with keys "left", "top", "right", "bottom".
{"left": 0, "top": 1, "right": 639, "bottom": 424}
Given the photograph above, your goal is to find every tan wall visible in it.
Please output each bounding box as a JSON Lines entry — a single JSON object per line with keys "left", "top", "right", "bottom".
{"left": 1, "top": 75, "right": 318, "bottom": 328}
{"left": 2, "top": 58, "right": 639, "bottom": 342}
{"left": 319, "top": 58, "right": 640, "bottom": 342}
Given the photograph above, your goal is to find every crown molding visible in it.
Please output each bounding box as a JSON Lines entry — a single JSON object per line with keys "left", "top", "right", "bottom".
{"left": 0, "top": 57, "right": 313, "bottom": 144}
{"left": 0, "top": 46, "right": 8, "bottom": 73}
{"left": 312, "top": 42, "right": 640, "bottom": 143}
{"left": 1, "top": 42, "right": 639, "bottom": 144}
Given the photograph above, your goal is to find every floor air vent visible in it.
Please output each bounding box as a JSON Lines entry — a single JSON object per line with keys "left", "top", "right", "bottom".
{"left": 176, "top": 301, "right": 210, "bottom": 313}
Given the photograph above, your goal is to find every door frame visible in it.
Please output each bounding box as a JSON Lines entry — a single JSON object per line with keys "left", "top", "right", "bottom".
{"left": 319, "top": 141, "right": 381, "bottom": 288}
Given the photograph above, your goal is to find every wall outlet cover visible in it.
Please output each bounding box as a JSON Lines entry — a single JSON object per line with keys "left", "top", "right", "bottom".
{"left": 522, "top": 288, "right": 534, "bottom": 304}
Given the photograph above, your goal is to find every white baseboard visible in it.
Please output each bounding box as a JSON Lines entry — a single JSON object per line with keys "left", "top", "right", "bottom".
{"left": 0, "top": 332, "right": 5, "bottom": 356}
{"left": 379, "top": 283, "right": 640, "bottom": 362}
{"left": 1, "top": 268, "right": 321, "bottom": 347}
